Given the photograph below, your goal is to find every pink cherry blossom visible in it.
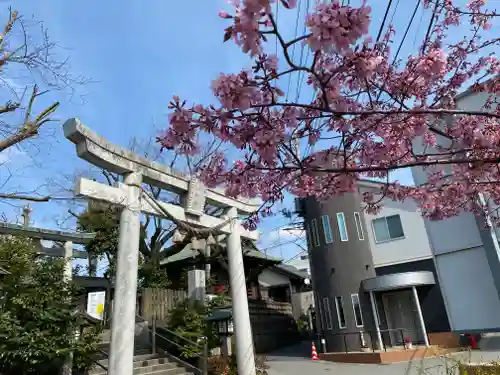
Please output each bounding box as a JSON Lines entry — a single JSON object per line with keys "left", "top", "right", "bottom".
{"left": 159, "top": 0, "right": 500, "bottom": 228}
{"left": 306, "top": 1, "right": 371, "bottom": 53}
{"left": 211, "top": 72, "right": 261, "bottom": 110}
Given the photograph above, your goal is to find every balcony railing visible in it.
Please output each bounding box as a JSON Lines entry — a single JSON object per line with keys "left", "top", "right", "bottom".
{"left": 319, "top": 328, "right": 413, "bottom": 354}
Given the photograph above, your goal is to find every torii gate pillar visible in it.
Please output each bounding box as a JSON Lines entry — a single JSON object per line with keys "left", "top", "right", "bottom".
{"left": 108, "top": 173, "right": 142, "bottom": 375}
{"left": 226, "top": 207, "right": 256, "bottom": 375}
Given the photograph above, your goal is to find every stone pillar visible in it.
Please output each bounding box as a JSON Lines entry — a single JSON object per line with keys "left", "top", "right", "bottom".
{"left": 62, "top": 241, "right": 74, "bottom": 375}
{"left": 188, "top": 269, "right": 206, "bottom": 305}
{"left": 226, "top": 207, "right": 256, "bottom": 375}
{"left": 108, "top": 173, "right": 142, "bottom": 375}
{"left": 412, "top": 286, "right": 429, "bottom": 347}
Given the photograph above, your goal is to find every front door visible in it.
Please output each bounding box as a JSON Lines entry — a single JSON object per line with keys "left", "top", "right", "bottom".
{"left": 383, "top": 290, "right": 421, "bottom": 346}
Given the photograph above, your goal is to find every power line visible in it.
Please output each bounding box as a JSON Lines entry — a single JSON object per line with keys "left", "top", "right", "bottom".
{"left": 375, "top": 0, "right": 395, "bottom": 43}
{"left": 375, "top": 0, "right": 423, "bottom": 103}
{"left": 295, "top": 0, "right": 311, "bottom": 103}
{"left": 283, "top": 247, "right": 308, "bottom": 264}
{"left": 421, "top": 0, "right": 440, "bottom": 54}
{"left": 393, "top": 0, "right": 422, "bottom": 62}
{"left": 285, "top": 0, "right": 303, "bottom": 102}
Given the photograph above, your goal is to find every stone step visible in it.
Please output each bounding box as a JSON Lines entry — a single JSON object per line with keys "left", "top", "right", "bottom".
{"left": 94, "top": 353, "right": 162, "bottom": 368}
{"left": 89, "top": 362, "right": 185, "bottom": 375}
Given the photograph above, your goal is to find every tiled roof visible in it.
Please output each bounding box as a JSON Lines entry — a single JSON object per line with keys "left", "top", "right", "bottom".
{"left": 159, "top": 240, "right": 281, "bottom": 265}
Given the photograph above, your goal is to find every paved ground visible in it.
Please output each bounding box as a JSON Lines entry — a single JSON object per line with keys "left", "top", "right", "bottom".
{"left": 264, "top": 342, "right": 500, "bottom": 375}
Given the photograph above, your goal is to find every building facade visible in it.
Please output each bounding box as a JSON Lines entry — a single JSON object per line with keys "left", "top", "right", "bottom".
{"left": 288, "top": 254, "right": 311, "bottom": 275}
{"left": 410, "top": 87, "right": 500, "bottom": 334}
{"left": 297, "top": 180, "right": 444, "bottom": 352}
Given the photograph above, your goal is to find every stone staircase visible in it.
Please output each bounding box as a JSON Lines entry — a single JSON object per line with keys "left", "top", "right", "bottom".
{"left": 89, "top": 333, "right": 198, "bottom": 375}
{"left": 89, "top": 352, "right": 196, "bottom": 375}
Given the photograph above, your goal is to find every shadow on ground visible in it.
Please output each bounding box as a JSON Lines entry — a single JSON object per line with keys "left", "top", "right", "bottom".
{"left": 264, "top": 341, "right": 500, "bottom": 375}
{"left": 265, "top": 341, "right": 314, "bottom": 361}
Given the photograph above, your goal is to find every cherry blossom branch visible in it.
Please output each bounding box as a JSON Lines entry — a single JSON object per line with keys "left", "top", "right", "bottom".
{"left": 160, "top": 0, "right": 500, "bottom": 227}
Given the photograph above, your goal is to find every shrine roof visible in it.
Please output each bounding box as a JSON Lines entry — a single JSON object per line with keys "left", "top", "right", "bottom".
{"left": 160, "top": 240, "right": 281, "bottom": 266}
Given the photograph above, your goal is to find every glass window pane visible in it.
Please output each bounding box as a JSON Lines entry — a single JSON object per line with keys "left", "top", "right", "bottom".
{"left": 323, "top": 298, "right": 333, "bottom": 330}
{"left": 372, "top": 218, "right": 390, "bottom": 242}
{"left": 321, "top": 215, "right": 334, "bottom": 244}
{"left": 311, "top": 219, "right": 320, "bottom": 247}
{"left": 318, "top": 300, "right": 325, "bottom": 331}
{"left": 306, "top": 224, "right": 312, "bottom": 247}
{"left": 354, "top": 212, "right": 364, "bottom": 240}
{"left": 351, "top": 294, "right": 364, "bottom": 327}
{"left": 387, "top": 215, "right": 404, "bottom": 239}
{"left": 335, "top": 296, "right": 346, "bottom": 328}
{"left": 336, "top": 213, "right": 348, "bottom": 241}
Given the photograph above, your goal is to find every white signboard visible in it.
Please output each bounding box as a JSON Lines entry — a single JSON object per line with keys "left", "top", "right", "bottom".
{"left": 87, "top": 291, "right": 106, "bottom": 320}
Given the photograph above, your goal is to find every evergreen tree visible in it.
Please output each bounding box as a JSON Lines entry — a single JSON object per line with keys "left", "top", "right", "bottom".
{"left": 0, "top": 235, "right": 101, "bottom": 375}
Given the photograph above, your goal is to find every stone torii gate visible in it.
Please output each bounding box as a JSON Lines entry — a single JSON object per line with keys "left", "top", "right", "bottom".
{"left": 0, "top": 222, "right": 96, "bottom": 375}
{"left": 63, "top": 118, "right": 260, "bottom": 375}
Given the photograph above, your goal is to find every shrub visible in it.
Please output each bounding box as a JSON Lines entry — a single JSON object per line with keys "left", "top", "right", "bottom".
{"left": 0, "top": 236, "right": 101, "bottom": 375}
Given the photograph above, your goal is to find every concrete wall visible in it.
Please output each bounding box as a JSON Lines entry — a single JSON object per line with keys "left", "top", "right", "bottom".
{"left": 409, "top": 89, "right": 500, "bottom": 332}
{"left": 291, "top": 291, "right": 315, "bottom": 320}
{"left": 359, "top": 183, "right": 433, "bottom": 267}
{"left": 434, "top": 246, "right": 500, "bottom": 331}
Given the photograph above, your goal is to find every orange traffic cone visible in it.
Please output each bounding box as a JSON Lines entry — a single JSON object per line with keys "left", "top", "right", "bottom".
{"left": 311, "top": 342, "right": 319, "bottom": 360}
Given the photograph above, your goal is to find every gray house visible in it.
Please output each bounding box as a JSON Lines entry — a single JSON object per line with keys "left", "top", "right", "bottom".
{"left": 298, "top": 82, "right": 500, "bottom": 352}
{"left": 297, "top": 179, "right": 448, "bottom": 352}
{"left": 410, "top": 84, "right": 500, "bottom": 334}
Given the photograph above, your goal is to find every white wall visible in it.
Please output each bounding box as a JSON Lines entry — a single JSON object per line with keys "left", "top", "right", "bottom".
{"left": 258, "top": 268, "right": 290, "bottom": 287}
{"left": 408, "top": 89, "right": 500, "bottom": 331}
{"left": 456, "top": 90, "right": 492, "bottom": 112}
{"left": 422, "top": 211, "right": 483, "bottom": 256}
{"left": 359, "top": 185, "right": 433, "bottom": 267}
{"left": 435, "top": 246, "right": 500, "bottom": 331}
{"left": 289, "top": 256, "right": 311, "bottom": 275}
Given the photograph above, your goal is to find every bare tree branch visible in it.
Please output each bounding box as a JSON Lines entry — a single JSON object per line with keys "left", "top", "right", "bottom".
{"left": 0, "top": 192, "right": 51, "bottom": 202}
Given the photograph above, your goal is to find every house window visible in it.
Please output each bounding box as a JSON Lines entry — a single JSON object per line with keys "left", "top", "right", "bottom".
{"left": 334, "top": 296, "right": 347, "bottom": 329}
{"left": 354, "top": 212, "right": 364, "bottom": 240}
{"left": 372, "top": 214, "right": 405, "bottom": 243}
{"left": 351, "top": 294, "right": 364, "bottom": 327}
{"left": 321, "top": 215, "right": 334, "bottom": 244}
{"left": 323, "top": 297, "right": 333, "bottom": 330}
{"left": 311, "top": 219, "right": 320, "bottom": 247}
{"left": 318, "top": 299, "right": 325, "bottom": 331}
{"left": 336, "top": 213, "right": 348, "bottom": 242}
{"left": 305, "top": 224, "right": 312, "bottom": 248}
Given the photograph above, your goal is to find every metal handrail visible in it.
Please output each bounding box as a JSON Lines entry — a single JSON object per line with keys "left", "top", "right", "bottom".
{"left": 321, "top": 328, "right": 410, "bottom": 353}
{"left": 135, "top": 314, "right": 206, "bottom": 351}
{"left": 135, "top": 314, "right": 208, "bottom": 375}
{"left": 93, "top": 349, "right": 109, "bottom": 372}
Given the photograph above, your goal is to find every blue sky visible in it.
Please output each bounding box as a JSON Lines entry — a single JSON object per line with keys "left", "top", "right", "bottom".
{"left": 0, "top": 0, "right": 463, "bottom": 265}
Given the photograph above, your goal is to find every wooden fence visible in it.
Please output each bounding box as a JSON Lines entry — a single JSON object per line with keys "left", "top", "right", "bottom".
{"left": 140, "top": 288, "right": 187, "bottom": 322}
{"left": 140, "top": 288, "right": 301, "bottom": 352}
